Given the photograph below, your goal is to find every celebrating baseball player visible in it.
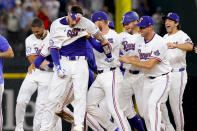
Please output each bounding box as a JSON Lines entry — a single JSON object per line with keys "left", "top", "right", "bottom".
{"left": 15, "top": 18, "right": 62, "bottom": 131}
{"left": 0, "top": 34, "right": 14, "bottom": 131}
{"left": 40, "top": 5, "right": 115, "bottom": 131}
{"left": 161, "top": 12, "right": 193, "bottom": 131}
{"left": 118, "top": 11, "right": 145, "bottom": 131}
{"left": 86, "top": 11, "right": 130, "bottom": 131}
{"left": 120, "top": 16, "right": 172, "bottom": 131}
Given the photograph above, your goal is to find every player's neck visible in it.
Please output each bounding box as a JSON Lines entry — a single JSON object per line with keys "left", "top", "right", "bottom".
{"left": 145, "top": 31, "right": 155, "bottom": 42}
{"left": 132, "top": 26, "right": 140, "bottom": 34}
{"left": 168, "top": 29, "right": 179, "bottom": 36}
{"left": 102, "top": 25, "right": 109, "bottom": 35}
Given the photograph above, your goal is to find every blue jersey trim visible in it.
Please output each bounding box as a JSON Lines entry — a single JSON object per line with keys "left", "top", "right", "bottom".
{"left": 60, "top": 17, "right": 69, "bottom": 25}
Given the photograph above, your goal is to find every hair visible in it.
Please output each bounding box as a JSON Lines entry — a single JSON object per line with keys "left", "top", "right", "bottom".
{"left": 31, "top": 18, "right": 44, "bottom": 28}
{"left": 70, "top": 5, "right": 83, "bottom": 15}
{"left": 176, "top": 22, "right": 181, "bottom": 30}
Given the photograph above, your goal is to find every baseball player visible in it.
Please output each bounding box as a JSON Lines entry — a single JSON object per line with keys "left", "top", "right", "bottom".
{"left": 86, "top": 11, "right": 130, "bottom": 131}
{"left": 118, "top": 11, "right": 145, "bottom": 131}
{"left": 161, "top": 12, "right": 193, "bottom": 131}
{"left": 15, "top": 18, "right": 62, "bottom": 131}
{"left": 0, "top": 35, "right": 14, "bottom": 131}
{"left": 120, "top": 16, "right": 172, "bottom": 131}
{"left": 40, "top": 6, "right": 114, "bottom": 131}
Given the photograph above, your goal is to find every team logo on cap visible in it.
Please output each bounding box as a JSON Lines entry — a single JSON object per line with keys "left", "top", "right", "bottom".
{"left": 167, "top": 13, "right": 172, "bottom": 17}
{"left": 139, "top": 17, "right": 143, "bottom": 22}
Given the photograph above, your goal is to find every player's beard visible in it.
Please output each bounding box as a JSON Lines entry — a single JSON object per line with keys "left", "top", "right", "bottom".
{"left": 36, "top": 32, "right": 44, "bottom": 39}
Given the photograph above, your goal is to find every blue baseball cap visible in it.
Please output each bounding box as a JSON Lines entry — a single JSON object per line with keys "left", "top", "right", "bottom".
{"left": 108, "top": 21, "right": 115, "bottom": 29}
{"left": 91, "top": 11, "right": 108, "bottom": 22}
{"left": 136, "top": 16, "right": 154, "bottom": 28}
{"left": 70, "top": 13, "right": 79, "bottom": 20}
{"left": 165, "top": 12, "right": 180, "bottom": 22}
{"left": 121, "top": 11, "right": 139, "bottom": 24}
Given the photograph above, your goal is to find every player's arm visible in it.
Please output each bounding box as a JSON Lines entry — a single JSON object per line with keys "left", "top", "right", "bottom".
{"left": 167, "top": 42, "right": 193, "bottom": 51}
{"left": 0, "top": 36, "right": 14, "bottom": 58}
{"left": 0, "top": 46, "right": 14, "bottom": 58}
{"left": 119, "top": 55, "right": 159, "bottom": 69}
{"left": 88, "top": 37, "right": 104, "bottom": 53}
{"left": 27, "top": 55, "right": 38, "bottom": 64}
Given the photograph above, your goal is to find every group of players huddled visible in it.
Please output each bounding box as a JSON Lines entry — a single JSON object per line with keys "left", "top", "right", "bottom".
{"left": 12, "top": 5, "right": 194, "bottom": 131}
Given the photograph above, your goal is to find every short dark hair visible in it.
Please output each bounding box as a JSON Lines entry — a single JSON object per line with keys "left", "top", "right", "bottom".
{"left": 176, "top": 21, "right": 181, "bottom": 30}
{"left": 31, "top": 18, "right": 44, "bottom": 27}
{"left": 70, "top": 5, "right": 83, "bottom": 15}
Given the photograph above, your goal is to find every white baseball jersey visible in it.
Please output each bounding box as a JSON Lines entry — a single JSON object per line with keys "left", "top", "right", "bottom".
{"left": 25, "top": 31, "right": 50, "bottom": 57}
{"left": 50, "top": 16, "right": 99, "bottom": 49}
{"left": 119, "top": 32, "right": 141, "bottom": 71}
{"left": 93, "top": 29, "right": 120, "bottom": 70}
{"left": 163, "top": 30, "right": 193, "bottom": 68}
{"left": 136, "top": 33, "right": 171, "bottom": 77}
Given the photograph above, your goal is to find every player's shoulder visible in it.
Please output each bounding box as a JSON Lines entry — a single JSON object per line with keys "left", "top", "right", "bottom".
{"left": 154, "top": 33, "right": 164, "bottom": 40}
{"left": 108, "top": 29, "right": 118, "bottom": 36}
{"left": 177, "top": 30, "right": 189, "bottom": 37}
{"left": 25, "top": 34, "right": 36, "bottom": 42}
{"left": 51, "top": 17, "right": 67, "bottom": 28}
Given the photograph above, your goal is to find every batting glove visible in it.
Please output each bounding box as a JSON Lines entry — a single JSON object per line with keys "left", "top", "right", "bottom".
{"left": 105, "top": 57, "right": 114, "bottom": 62}
{"left": 55, "top": 65, "right": 65, "bottom": 78}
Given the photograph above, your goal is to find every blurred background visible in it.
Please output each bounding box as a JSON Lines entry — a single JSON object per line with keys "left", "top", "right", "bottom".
{"left": 1, "top": 0, "right": 197, "bottom": 130}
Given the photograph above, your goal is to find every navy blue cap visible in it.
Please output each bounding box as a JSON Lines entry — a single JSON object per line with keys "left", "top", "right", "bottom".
{"left": 165, "top": 12, "right": 180, "bottom": 22}
{"left": 108, "top": 21, "right": 115, "bottom": 29}
{"left": 121, "top": 11, "right": 139, "bottom": 23}
{"left": 136, "top": 16, "right": 154, "bottom": 28}
{"left": 91, "top": 11, "right": 108, "bottom": 22}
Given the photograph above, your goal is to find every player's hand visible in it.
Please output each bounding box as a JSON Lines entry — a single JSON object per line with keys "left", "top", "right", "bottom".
{"left": 119, "top": 55, "right": 137, "bottom": 64}
{"left": 28, "top": 64, "right": 36, "bottom": 74}
{"left": 167, "top": 42, "right": 176, "bottom": 49}
{"left": 194, "top": 46, "right": 197, "bottom": 54}
{"left": 55, "top": 65, "right": 66, "bottom": 78}
{"left": 40, "top": 60, "right": 50, "bottom": 69}
{"left": 85, "top": 32, "right": 91, "bottom": 39}
{"left": 105, "top": 57, "right": 114, "bottom": 62}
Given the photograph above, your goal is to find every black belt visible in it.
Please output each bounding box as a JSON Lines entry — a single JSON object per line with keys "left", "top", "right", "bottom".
{"left": 65, "top": 56, "right": 86, "bottom": 61}
{"left": 129, "top": 70, "right": 139, "bottom": 74}
{"left": 149, "top": 72, "right": 169, "bottom": 79}
{"left": 97, "top": 67, "right": 116, "bottom": 74}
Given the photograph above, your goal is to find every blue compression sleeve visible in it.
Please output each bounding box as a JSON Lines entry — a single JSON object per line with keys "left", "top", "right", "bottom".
{"left": 34, "top": 55, "right": 45, "bottom": 68}
{"left": 88, "top": 37, "right": 104, "bottom": 53}
{"left": 50, "top": 48, "right": 60, "bottom": 66}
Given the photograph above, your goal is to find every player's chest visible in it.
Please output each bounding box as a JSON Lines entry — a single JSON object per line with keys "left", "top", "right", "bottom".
{"left": 137, "top": 43, "right": 153, "bottom": 60}
{"left": 60, "top": 26, "right": 86, "bottom": 38}
{"left": 121, "top": 37, "right": 136, "bottom": 52}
